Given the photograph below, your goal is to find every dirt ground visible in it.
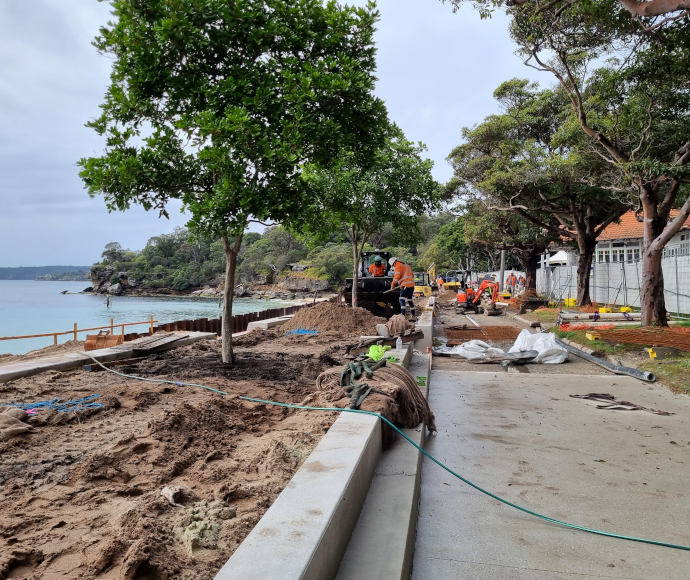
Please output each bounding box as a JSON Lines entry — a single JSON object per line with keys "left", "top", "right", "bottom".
{"left": 0, "top": 303, "right": 384, "bottom": 579}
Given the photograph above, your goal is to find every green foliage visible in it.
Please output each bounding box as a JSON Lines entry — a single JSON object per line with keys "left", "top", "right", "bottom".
{"left": 307, "top": 244, "right": 353, "bottom": 286}
{"left": 79, "top": 0, "right": 387, "bottom": 240}
{"left": 101, "top": 242, "right": 126, "bottom": 264}
{"left": 297, "top": 123, "right": 440, "bottom": 290}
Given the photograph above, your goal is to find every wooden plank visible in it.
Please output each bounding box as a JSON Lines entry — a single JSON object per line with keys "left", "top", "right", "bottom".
{"left": 131, "top": 333, "right": 189, "bottom": 355}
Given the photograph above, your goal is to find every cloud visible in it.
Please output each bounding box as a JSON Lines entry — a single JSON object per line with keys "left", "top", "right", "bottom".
{"left": 0, "top": 0, "right": 553, "bottom": 267}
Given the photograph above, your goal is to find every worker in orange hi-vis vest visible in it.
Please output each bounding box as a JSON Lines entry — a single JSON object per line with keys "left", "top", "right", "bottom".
{"left": 368, "top": 256, "right": 387, "bottom": 277}
{"left": 506, "top": 272, "right": 517, "bottom": 294}
{"left": 389, "top": 257, "right": 416, "bottom": 320}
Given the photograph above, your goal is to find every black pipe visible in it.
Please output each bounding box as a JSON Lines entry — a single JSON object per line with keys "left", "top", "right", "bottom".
{"left": 556, "top": 338, "right": 656, "bottom": 383}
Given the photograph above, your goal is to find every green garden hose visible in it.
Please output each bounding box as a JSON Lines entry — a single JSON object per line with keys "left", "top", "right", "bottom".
{"left": 83, "top": 353, "right": 690, "bottom": 552}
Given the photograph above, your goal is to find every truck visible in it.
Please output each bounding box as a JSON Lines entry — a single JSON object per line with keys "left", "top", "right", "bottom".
{"left": 343, "top": 251, "right": 401, "bottom": 318}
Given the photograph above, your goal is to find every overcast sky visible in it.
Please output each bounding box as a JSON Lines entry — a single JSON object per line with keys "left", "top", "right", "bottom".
{"left": 0, "top": 0, "right": 548, "bottom": 268}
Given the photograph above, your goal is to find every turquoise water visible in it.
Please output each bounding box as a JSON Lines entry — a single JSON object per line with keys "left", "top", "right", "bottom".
{"left": 0, "top": 280, "right": 296, "bottom": 355}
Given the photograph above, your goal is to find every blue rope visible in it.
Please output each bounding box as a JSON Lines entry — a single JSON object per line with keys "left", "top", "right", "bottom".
{"left": 286, "top": 328, "right": 319, "bottom": 335}
{"left": 2, "top": 394, "right": 103, "bottom": 413}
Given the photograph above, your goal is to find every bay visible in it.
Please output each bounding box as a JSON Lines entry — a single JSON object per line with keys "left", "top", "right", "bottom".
{"left": 0, "top": 280, "right": 298, "bottom": 355}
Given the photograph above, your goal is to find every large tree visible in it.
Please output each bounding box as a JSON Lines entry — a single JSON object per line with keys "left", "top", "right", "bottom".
{"left": 447, "top": 79, "right": 629, "bottom": 305}
{"left": 507, "top": 6, "right": 690, "bottom": 324}
{"left": 79, "top": 0, "right": 387, "bottom": 362}
{"left": 444, "top": 0, "right": 690, "bottom": 324}
{"left": 299, "top": 124, "right": 440, "bottom": 308}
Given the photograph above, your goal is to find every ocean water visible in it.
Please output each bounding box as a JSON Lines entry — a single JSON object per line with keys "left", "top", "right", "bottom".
{"left": 0, "top": 280, "right": 296, "bottom": 355}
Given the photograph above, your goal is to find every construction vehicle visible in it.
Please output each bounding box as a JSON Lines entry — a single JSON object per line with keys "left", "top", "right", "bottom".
{"left": 426, "top": 262, "right": 437, "bottom": 289}
{"left": 456, "top": 275, "right": 501, "bottom": 315}
{"left": 443, "top": 270, "right": 462, "bottom": 292}
{"left": 413, "top": 271, "right": 432, "bottom": 298}
{"left": 343, "top": 251, "right": 401, "bottom": 318}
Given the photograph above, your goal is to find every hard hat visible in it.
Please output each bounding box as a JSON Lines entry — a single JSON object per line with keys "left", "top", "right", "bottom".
{"left": 388, "top": 257, "right": 398, "bottom": 266}
{"left": 374, "top": 256, "right": 382, "bottom": 263}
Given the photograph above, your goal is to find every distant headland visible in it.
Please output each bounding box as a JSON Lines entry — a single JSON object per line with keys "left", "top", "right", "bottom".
{"left": 0, "top": 266, "right": 90, "bottom": 281}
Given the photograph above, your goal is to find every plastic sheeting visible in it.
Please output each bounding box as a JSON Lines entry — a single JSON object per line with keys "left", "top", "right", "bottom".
{"left": 508, "top": 329, "right": 568, "bottom": 364}
{"left": 435, "top": 330, "right": 568, "bottom": 364}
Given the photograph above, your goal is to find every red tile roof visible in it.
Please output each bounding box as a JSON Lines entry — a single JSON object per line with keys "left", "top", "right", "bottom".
{"left": 598, "top": 210, "right": 690, "bottom": 241}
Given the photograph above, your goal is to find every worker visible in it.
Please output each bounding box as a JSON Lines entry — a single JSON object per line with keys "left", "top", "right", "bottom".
{"left": 437, "top": 275, "right": 445, "bottom": 291}
{"left": 506, "top": 272, "right": 517, "bottom": 294}
{"left": 368, "top": 256, "right": 387, "bottom": 277}
{"left": 389, "top": 257, "right": 416, "bottom": 320}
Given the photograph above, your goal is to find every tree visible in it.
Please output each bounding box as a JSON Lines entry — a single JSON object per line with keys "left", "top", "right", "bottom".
{"left": 444, "top": 0, "right": 690, "bottom": 23}
{"left": 462, "top": 202, "right": 560, "bottom": 292}
{"left": 508, "top": 6, "right": 690, "bottom": 324}
{"left": 445, "top": 0, "right": 690, "bottom": 327}
{"left": 80, "top": 0, "right": 387, "bottom": 362}
{"left": 447, "top": 79, "right": 630, "bottom": 305}
{"left": 298, "top": 125, "right": 440, "bottom": 308}
{"left": 101, "top": 241, "right": 126, "bottom": 264}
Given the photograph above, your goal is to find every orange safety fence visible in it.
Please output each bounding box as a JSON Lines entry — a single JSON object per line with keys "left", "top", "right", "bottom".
{"left": 559, "top": 323, "right": 616, "bottom": 331}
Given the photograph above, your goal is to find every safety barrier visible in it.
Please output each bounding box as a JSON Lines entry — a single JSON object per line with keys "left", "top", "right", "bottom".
{"left": 0, "top": 316, "right": 158, "bottom": 346}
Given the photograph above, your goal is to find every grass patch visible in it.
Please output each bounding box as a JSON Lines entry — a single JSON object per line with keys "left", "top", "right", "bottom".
{"left": 521, "top": 308, "right": 560, "bottom": 324}
{"left": 553, "top": 327, "right": 690, "bottom": 395}
{"left": 639, "top": 355, "right": 690, "bottom": 395}
{"left": 553, "top": 328, "right": 642, "bottom": 356}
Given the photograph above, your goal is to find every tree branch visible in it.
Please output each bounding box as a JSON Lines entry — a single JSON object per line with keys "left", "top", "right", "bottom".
{"left": 620, "top": 0, "right": 690, "bottom": 17}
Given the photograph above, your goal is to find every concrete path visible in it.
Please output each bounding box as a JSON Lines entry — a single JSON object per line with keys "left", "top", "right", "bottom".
{"left": 412, "top": 370, "right": 690, "bottom": 579}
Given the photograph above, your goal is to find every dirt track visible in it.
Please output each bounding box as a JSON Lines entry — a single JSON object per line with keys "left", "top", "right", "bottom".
{"left": 0, "top": 303, "right": 383, "bottom": 579}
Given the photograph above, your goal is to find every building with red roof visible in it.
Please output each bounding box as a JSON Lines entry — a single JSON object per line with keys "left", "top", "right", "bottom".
{"left": 594, "top": 210, "right": 690, "bottom": 264}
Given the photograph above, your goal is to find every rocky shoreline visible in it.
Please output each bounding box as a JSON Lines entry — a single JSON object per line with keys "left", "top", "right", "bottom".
{"left": 86, "top": 263, "right": 334, "bottom": 301}
{"left": 83, "top": 277, "right": 335, "bottom": 302}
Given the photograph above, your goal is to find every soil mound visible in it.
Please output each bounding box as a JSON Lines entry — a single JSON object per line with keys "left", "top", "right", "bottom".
{"left": 281, "top": 302, "right": 385, "bottom": 337}
{"left": 0, "top": 337, "right": 338, "bottom": 579}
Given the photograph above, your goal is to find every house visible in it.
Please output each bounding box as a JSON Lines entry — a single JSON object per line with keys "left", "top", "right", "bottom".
{"left": 595, "top": 210, "right": 690, "bottom": 264}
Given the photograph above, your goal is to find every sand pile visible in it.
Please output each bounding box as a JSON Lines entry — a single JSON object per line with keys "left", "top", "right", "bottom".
{"left": 281, "top": 302, "right": 386, "bottom": 337}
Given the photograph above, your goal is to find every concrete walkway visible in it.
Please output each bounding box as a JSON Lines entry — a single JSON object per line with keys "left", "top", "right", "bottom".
{"left": 412, "top": 370, "right": 690, "bottom": 579}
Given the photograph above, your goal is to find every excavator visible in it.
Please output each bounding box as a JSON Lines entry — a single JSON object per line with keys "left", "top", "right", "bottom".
{"left": 455, "top": 273, "right": 501, "bottom": 315}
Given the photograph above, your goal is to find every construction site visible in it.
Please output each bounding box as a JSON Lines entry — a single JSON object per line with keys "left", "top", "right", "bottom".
{"left": 1, "top": 291, "right": 689, "bottom": 579}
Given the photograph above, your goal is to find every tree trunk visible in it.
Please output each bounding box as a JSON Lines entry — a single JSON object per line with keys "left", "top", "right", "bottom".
{"left": 221, "top": 234, "right": 243, "bottom": 364}
{"left": 640, "top": 248, "right": 667, "bottom": 326}
{"left": 575, "top": 238, "right": 596, "bottom": 307}
{"left": 350, "top": 242, "right": 359, "bottom": 308}
{"left": 522, "top": 252, "right": 539, "bottom": 292}
{"left": 639, "top": 191, "right": 668, "bottom": 326}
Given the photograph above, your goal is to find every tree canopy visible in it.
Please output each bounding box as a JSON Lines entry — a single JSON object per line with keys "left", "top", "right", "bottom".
{"left": 80, "top": 0, "right": 388, "bottom": 361}
{"left": 298, "top": 124, "right": 440, "bottom": 307}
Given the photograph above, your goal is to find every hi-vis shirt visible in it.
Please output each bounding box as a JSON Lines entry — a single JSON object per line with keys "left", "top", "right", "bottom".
{"left": 392, "top": 262, "right": 415, "bottom": 288}
{"left": 369, "top": 262, "right": 387, "bottom": 277}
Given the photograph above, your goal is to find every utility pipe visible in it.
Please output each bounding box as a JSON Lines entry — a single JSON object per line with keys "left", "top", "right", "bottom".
{"left": 556, "top": 338, "right": 655, "bottom": 383}
{"left": 559, "top": 313, "right": 641, "bottom": 321}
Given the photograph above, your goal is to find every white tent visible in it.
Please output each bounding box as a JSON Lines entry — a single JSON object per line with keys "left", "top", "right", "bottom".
{"left": 548, "top": 250, "right": 570, "bottom": 265}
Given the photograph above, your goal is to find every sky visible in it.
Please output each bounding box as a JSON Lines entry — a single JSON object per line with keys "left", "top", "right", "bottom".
{"left": 0, "top": 0, "right": 549, "bottom": 268}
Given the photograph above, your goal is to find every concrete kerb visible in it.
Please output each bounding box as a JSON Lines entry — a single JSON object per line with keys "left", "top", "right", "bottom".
{"left": 215, "top": 309, "right": 435, "bottom": 580}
